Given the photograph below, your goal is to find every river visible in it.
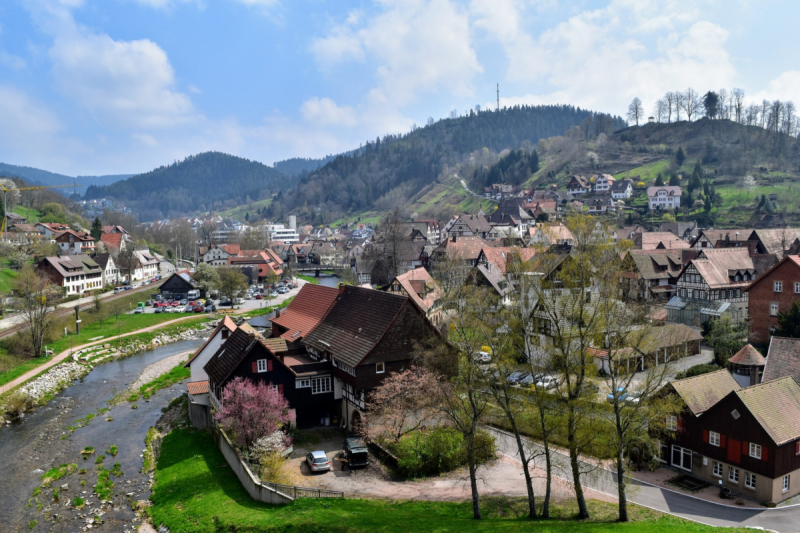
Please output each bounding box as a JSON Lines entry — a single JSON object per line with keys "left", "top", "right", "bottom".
{"left": 0, "top": 339, "right": 203, "bottom": 533}
{"left": 315, "top": 275, "right": 342, "bottom": 288}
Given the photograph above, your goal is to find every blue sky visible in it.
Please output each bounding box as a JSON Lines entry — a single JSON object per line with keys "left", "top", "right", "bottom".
{"left": 1, "top": 0, "right": 799, "bottom": 176}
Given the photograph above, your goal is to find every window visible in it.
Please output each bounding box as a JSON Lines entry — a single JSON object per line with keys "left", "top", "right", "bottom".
{"left": 795, "top": 282, "right": 800, "bottom": 294}
{"left": 311, "top": 377, "right": 331, "bottom": 394}
{"left": 257, "top": 359, "right": 268, "bottom": 373}
{"left": 771, "top": 302, "right": 779, "bottom": 316}
{"left": 666, "top": 416, "right": 677, "bottom": 431}
{"left": 775, "top": 281, "right": 783, "bottom": 293}
{"left": 221, "top": 329, "right": 229, "bottom": 339}
{"left": 731, "top": 409, "right": 741, "bottom": 420}
{"left": 709, "top": 431, "right": 721, "bottom": 447}
{"left": 671, "top": 445, "right": 692, "bottom": 472}
{"left": 785, "top": 475, "right": 791, "bottom": 493}
{"left": 376, "top": 362, "right": 385, "bottom": 374}
{"left": 713, "top": 461, "right": 723, "bottom": 477}
{"left": 745, "top": 472, "right": 756, "bottom": 490}
{"left": 729, "top": 467, "right": 739, "bottom": 483}
{"left": 296, "top": 379, "right": 310, "bottom": 388}
{"left": 269, "top": 384, "right": 279, "bottom": 392}
{"left": 749, "top": 442, "right": 762, "bottom": 459}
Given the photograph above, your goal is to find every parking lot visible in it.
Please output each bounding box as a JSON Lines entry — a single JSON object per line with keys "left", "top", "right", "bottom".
{"left": 126, "top": 278, "right": 306, "bottom": 315}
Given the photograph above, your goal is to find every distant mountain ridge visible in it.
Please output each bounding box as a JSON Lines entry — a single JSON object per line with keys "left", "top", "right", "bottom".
{"left": 273, "top": 155, "right": 337, "bottom": 177}
{"left": 84, "top": 151, "right": 292, "bottom": 221}
{"left": 0, "top": 163, "right": 133, "bottom": 195}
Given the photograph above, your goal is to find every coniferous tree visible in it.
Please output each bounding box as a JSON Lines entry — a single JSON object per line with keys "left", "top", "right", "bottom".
{"left": 675, "top": 146, "right": 686, "bottom": 167}
{"left": 90, "top": 217, "right": 103, "bottom": 241}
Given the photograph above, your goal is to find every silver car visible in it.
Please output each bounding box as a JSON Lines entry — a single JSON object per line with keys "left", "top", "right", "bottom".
{"left": 306, "top": 450, "right": 331, "bottom": 473}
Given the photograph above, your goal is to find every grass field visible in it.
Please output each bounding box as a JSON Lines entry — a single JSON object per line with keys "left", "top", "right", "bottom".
{"left": 613, "top": 159, "right": 672, "bottom": 184}
{"left": 298, "top": 275, "right": 319, "bottom": 284}
{"left": 0, "top": 266, "right": 17, "bottom": 293}
{"left": 218, "top": 198, "right": 272, "bottom": 220}
{"left": 12, "top": 206, "right": 42, "bottom": 223}
{"left": 150, "top": 428, "right": 749, "bottom": 533}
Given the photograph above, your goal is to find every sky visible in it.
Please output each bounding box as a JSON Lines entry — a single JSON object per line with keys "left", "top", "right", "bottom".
{"left": 1, "top": 0, "right": 800, "bottom": 177}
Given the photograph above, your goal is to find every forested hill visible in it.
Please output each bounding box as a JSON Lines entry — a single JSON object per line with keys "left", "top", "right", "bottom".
{"left": 0, "top": 162, "right": 133, "bottom": 195}
{"left": 285, "top": 105, "right": 624, "bottom": 221}
{"left": 84, "top": 152, "right": 290, "bottom": 220}
{"left": 273, "top": 155, "right": 337, "bottom": 177}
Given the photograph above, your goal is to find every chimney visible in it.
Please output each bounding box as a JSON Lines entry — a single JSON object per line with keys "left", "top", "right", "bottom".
{"left": 275, "top": 308, "right": 281, "bottom": 318}
{"left": 451, "top": 235, "right": 457, "bottom": 243}
{"left": 750, "top": 364, "right": 759, "bottom": 387}
{"left": 339, "top": 282, "right": 345, "bottom": 295}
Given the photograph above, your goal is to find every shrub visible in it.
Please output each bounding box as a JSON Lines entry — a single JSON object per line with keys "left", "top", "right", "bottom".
{"left": 72, "top": 497, "right": 85, "bottom": 508}
{"left": 674, "top": 363, "right": 718, "bottom": 380}
{"left": 391, "top": 427, "right": 496, "bottom": 478}
{"left": 3, "top": 391, "right": 32, "bottom": 419}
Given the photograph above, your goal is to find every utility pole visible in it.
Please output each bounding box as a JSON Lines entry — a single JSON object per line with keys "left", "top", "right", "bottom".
{"left": 496, "top": 83, "right": 500, "bottom": 111}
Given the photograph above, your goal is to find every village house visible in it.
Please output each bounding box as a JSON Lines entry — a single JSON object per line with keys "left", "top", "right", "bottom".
{"left": 100, "top": 233, "right": 125, "bottom": 256}
{"left": 200, "top": 244, "right": 241, "bottom": 267}
{"left": 228, "top": 251, "right": 283, "bottom": 282}
{"left": 667, "top": 248, "right": 769, "bottom": 326}
{"left": 89, "top": 252, "right": 120, "bottom": 287}
{"left": 528, "top": 223, "right": 575, "bottom": 248}
{"left": 746, "top": 229, "right": 800, "bottom": 257}
{"left": 36, "top": 222, "right": 71, "bottom": 239}
{"left": 102, "top": 225, "right": 128, "bottom": 235}
{"left": 591, "top": 323, "right": 702, "bottom": 374}
{"left": 160, "top": 271, "right": 204, "bottom": 300}
{"left": 586, "top": 195, "right": 615, "bottom": 214}
{"left": 441, "top": 214, "right": 492, "bottom": 240}
{"left": 647, "top": 186, "right": 682, "bottom": 210}
{"left": 37, "top": 254, "right": 103, "bottom": 296}
{"left": 621, "top": 249, "right": 683, "bottom": 301}
{"left": 53, "top": 229, "right": 95, "bottom": 255}
{"left": 594, "top": 174, "right": 616, "bottom": 192}
{"left": 385, "top": 267, "right": 445, "bottom": 326}
{"left": 133, "top": 249, "right": 160, "bottom": 280}
{"left": 633, "top": 232, "right": 691, "bottom": 251}
{"left": 430, "top": 235, "right": 489, "bottom": 268}
{"left": 664, "top": 370, "right": 800, "bottom": 505}
{"left": 744, "top": 255, "right": 800, "bottom": 343}
{"left": 692, "top": 229, "right": 754, "bottom": 251}
{"left": 660, "top": 221, "right": 699, "bottom": 241}
{"left": 610, "top": 179, "right": 633, "bottom": 200}
{"left": 185, "top": 316, "right": 238, "bottom": 428}
{"left": 567, "top": 175, "right": 591, "bottom": 195}
{"left": 762, "top": 337, "right": 800, "bottom": 384}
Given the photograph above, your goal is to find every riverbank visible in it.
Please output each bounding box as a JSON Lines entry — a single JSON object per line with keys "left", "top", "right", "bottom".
{"left": 0, "top": 339, "right": 203, "bottom": 532}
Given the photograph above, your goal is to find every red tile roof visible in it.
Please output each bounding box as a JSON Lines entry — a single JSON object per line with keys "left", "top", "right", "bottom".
{"left": 271, "top": 284, "right": 339, "bottom": 342}
{"left": 100, "top": 233, "right": 123, "bottom": 250}
{"left": 187, "top": 380, "right": 209, "bottom": 395}
{"left": 184, "top": 315, "right": 238, "bottom": 367}
{"left": 729, "top": 344, "right": 766, "bottom": 366}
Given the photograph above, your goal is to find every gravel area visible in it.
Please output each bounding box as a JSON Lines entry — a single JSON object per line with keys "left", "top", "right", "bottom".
{"left": 129, "top": 351, "right": 192, "bottom": 391}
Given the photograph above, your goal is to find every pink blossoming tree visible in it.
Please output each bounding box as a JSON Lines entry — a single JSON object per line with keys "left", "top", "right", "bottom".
{"left": 215, "top": 377, "right": 292, "bottom": 449}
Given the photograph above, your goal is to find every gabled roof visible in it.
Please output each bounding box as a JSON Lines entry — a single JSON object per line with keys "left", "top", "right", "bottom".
{"left": 567, "top": 175, "right": 590, "bottom": 188}
{"left": 748, "top": 229, "right": 800, "bottom": 256}
{"left": 100, "top": 233, "right": 123, "bottom": 250}
{"left": 762, "top": 336, "right": 800, "bottom": 385}
{"left": 691, "top": 229, "right": 753, "bottom": 248}
{"left": 203, "top": 324, "right": 259, "bottom": 385}
{"left": 626, "top": 249, "right": 683, "bottom": 280}
{"left": 392, "top": 267, "right": 440, "bottom": 313}
{"left": 633, "top": 232, "right": 690, "bottom": 251}
{"left": 647, "top": 186, "right": 682, "bottom": 197}
{"left": 185, "top": 315, "right": 238, "bottom": 367}
{"left": 734, "top": 376, "right": 800, "bottom": 445}
{"left": 670, "top": 369, "right": 741, "bottom": 416}
{"left": 744, "top": 255, "right": 800, "bottom": 293}
{"left": 187, "top": 381, "right": 209, "bottom": 395}
{"left": 689, "top": 248, "right": 755, "bottom": 289}
{"left": 610, "top": 179, "right": 632, "bottom": 192}
{"left": 433, "top": 235, "right": 489, "bottom": 260}
{"left": 303, "top": 285, "right": 408, "bottom": 368}
{"left": 454, "top": 214, "right": 491, "bottom": 234}
{"left": 261, "top": 337, "right": 288, "bottom": 353}
{"left": 90, "top": 252, "right": 113, "bottom": 270}
{"left": 729, "top": 344, "right": 766, "bottom": 366}
{"left": 478, "top": 247, "right": 536, "bottom": 275}
{"left": 473, "top": 263, "right": 513, "bottom": 297}
{"left": 270, "top": 284, "right": 339, "bottom": 342}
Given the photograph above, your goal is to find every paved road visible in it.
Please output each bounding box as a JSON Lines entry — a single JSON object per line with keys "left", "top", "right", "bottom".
{"left": 488, "top": 426, "right": 796, "bottom": 532}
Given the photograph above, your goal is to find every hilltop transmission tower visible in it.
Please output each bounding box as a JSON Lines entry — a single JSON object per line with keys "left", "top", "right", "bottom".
{"left": 496, "top": 83, "right": 500, "bottom": 111}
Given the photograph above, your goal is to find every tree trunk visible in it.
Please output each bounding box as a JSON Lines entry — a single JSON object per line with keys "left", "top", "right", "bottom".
{"left": 568, "top": 409, "right": 590, "bottom": 519}
{"left": 468, "top": 440, "right": 481, "bottom": 519}
{"left": 540, "top": 407, "right": 552, "bottom": 519}
{"left": 510, "top": 417, "right": 537, "bottom": 519}
{"left": 617, "top": 446, "right": 628, "bottom": 522}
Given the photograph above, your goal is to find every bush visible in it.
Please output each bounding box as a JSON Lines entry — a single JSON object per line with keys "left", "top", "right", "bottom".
{"left": 3, "top": 390, "right": 32, "bottom": 419}
{"left": 674, "top": 363, "right": 718, "bottom": 380}
{"left": 391, "top": 427, "right": 496, "bottom": 478}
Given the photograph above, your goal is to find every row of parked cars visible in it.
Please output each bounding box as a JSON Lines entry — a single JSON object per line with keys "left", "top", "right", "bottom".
{"left": 507, "top": 371, "right": 559, "bottom": 389}
{"left": 113, "top": 275, "right": 163, "bottom": 294}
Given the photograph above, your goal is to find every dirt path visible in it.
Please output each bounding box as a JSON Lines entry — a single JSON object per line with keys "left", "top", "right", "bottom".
{"left": 0, "top": 315, "right": 200, "bottom": 396}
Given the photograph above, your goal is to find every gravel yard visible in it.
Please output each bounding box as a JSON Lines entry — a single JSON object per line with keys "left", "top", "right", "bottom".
{"left": 285, "top": 427, "right": 614, "bottom": 504}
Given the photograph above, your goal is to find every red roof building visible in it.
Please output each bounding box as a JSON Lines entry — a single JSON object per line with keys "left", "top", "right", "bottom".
{"left": 271, "top": 284, "right": 339, "bottom": 343}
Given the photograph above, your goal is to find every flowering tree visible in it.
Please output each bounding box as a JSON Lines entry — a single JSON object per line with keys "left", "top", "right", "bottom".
{"left": 216, "top": 377, "right": 292, "bottom": 449}
{"left": 361, "top": 367, "right": 440, "bottom": 444}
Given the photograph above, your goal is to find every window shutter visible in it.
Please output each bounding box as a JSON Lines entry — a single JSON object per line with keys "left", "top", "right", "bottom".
{"left": 762, "top": 447, "right": 768, "bottom": 462}
{"left": 251, "top": 361, "right": 257, "bottom": 373}
{"left": 268, "top": 360, "right": 273, "bottom": 372}
{"left": 703, "top": 430, "right": 709, "bottom": 443}
{"left": 677, "top": 417, "right": 684, "bottom": 431}
{"left": 720, "top": 435, "right": 727, "bottom": 448}
{"left": 278, "top": 384, "right": 284, "bottom": 395}
{"left": 742, "top": 441, "right": 749, "bottom": 455}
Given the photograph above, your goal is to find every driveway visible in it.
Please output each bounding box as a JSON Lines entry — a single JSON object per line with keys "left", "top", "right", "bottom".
{"left": 283, "top": 427, "right": 612, "bottom": 503}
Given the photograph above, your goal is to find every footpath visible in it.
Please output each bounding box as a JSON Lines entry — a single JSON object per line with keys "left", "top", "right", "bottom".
{"left": 0, "top": 315, "right": 199, "bottom": 396}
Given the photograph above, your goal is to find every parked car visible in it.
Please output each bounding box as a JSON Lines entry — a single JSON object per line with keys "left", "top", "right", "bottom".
{"left": 188, "top": 301, "right": 196, "bottom": 307}
{"left": 194, "top": 305, "right": 205, "bottom": 313}
{"left": 205, "top": 304, "right": 217, "bottom": 312}
{"left": 507, "top": 371, "right": 525, "bottom": 384}
{"left": 175, "top": 306, "right": 185, "bottom": 313}
{"left": 133, "top": 307, "right": 144, "bottom": 314}
{"left": 518, "top": 373, "right": 536, "bottom": 386}
{"left": 113, "top": 287, "right": 122, "bottom": 294}
{"left": 278, "top": 287, "right": 288, "bottom": 294}
{"left": 269, "top": 291, "right": 278, "bottom": 298}
{"left": 607, "top": 387, "right": 628, "bottom": 402}
{"left": 145, "top": 300, "right": 153, "bottom": 306}
{"left": 220, "top": 298, "right": 232, "bottom": 306}
{"left": 154, "top": 307, "right": 164, "bottom": 314}
{"left": 179, "top": 299, "right": 188, "bottom": 305}
{"left": 535, "top": 375, "right": 559, "bottom": 389}
{"left": 171, "top": 301, "right": 180, "bottom": 307}
{"left": 184, "top": 305, "right": 195, "bottom": 313}
{"left": 306, "top": 451, "right": 331, "bottom": 473}
{"left": 255, "top": 294, "right": 263, "bottom": 300}
{"left": 343, "top": 438, "right": 369, "bottom": 468}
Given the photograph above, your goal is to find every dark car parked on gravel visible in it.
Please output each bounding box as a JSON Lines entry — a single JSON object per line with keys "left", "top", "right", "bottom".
{"left": 343, "top": 437, "right": 369, "bottom": 468}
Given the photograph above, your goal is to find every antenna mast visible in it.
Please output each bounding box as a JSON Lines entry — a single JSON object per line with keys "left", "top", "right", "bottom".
{"left": 496, "top": 83, "right": 499, "bottom": 111}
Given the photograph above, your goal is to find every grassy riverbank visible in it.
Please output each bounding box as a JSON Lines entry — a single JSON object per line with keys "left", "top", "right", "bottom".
{"left": 298, "top": 275, "right": 319, "bottom": 284}
{"left": 150, "top": 428, "right": 749, "bottom": 533}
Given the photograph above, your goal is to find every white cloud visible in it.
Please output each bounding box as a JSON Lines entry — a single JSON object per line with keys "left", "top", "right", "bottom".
{"left": 0, "top": 85, "right": 62, "bottom": 144}
{"left": 300, "top": 97, "right": 358, "bottom": 127}
{"left": 309, "top": 25, "right": 364, "bottom": 64}
{"left": 0, "top": 50, "right": 26, "bottom": 69}
{"left": 750, "top": 71, "right": 800, "bottom": 106}
{"left": 132, "top": 132, "right": 159, "bottom": 147}
{"left": 188, "top": 84, "right": 201, "bottom": 94}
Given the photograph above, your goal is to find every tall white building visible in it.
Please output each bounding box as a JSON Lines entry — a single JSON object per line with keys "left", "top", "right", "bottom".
{"left": 268, "top": 224, "right": 300, "bottom": 243}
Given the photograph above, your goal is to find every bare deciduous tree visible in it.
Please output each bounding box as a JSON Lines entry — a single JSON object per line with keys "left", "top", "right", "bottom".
{"left": 653, "top": 99, "right": 666, "bottom": 123}
{"left": 627, "top": 97, "right": 644, "bottom": 126}
{"left": 733, "top": 88, "right": 745, "bottom": 124}
{"left": 681, "top": 88, "right": 701, "bottom": 121}
{"left": 13, "top": 265, "right": 62, "bottom": 358}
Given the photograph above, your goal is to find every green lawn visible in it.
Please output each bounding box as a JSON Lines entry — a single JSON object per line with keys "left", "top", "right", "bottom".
{"left": 613, "top": 159, "right": 672, "bottom": 184}
{"left": 12, "top": 206, "right": 42, "bottom": 223}
{"left": 150, "top": 428, "right": 748, "bottom": 533}
{"left": 0, "top": 267, "right": 18, "bottom": 294}
{"left": 219, "top": 198, "right": 272, "bottom": 221}
{"left": 298, "top": 275, "right": 319, "bottom": 284}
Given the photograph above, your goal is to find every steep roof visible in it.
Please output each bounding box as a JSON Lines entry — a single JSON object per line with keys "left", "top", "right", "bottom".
{"left": 187, "top": 381, "right": 209, "bottom": 395}
{"left": 303, "top": 285, "right": 408, "bottom": 368}
{"left": 100, "top": 233, "right": 123, "bottom": 250}
{"left": 748, "top": 229, "right": 800, "bottom": 255}
{"left": 690, "top": 248, "right": 756, "bottom": 289}
{"left": 610, "top": 179, "right": 632, "bottom": 192}
{"left": 270, "top": 284, "right": 339, "bottom": 342}
{"left": 627, "top": 250, "right": 683, "bottom": 281}
{"left": 647, "top": 185, "right": 682, "bottom": 197}
{"left": 762, "top": 336, "right": 800, "bottom": 385}
{"left": 457, "top": 214, "right": 491, "bottom": 234}
{"left": 393, "top": 267, "right": 440, "bottom": 313}
{"left": 735, "top": 377, "right": 800, "bottom": 445}
{"left": 185, "top": 315, "right": 238, "bottom": 367}
{"left": 479, "top": 247, "right": 537, "bottom": 275}
{"left": 670, "top": 369, "right": 741, "bottom": 416}
{"left": 261, "top": 337, "right": 288, "bottom": 353}
{"left": 693, "top": 229, "right": 753, "bottom": 248}
{"left": 203, "top": 325, "right": 259, "bottom": 385}
{"left": 633, "top": 232, "right": 690, "bottom": 251}
{"left": 744, "top": 255, "right": 800, "bottom": 293}
{"left": 729, "top": 344, "right": 766, "bottom": 366}
{"left": 434, "top": 235, "right": 489, "bottom": 260}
